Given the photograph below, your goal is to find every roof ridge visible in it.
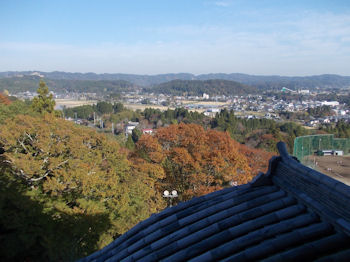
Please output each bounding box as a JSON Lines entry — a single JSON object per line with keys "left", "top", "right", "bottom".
{"left": 277, "top": 142, "right": 350, "bottom": 198}
{"left": 252, "top": 142, "right": 350, "bottom": 236}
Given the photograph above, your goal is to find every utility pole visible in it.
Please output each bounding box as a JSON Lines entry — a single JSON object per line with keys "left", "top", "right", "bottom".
{"left": 93, "top": 112, "right": 96, "bottom": 125}
{"left": 112, "top": 123, "right": 114, "bottom": 135}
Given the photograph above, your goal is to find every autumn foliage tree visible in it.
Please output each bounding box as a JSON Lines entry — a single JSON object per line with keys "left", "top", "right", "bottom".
{"left": 130, "top": 134, "right": 166, "bottom": 211}
{"left": 235, "top": 141, "right": 274, "bottom": 175}
{"left": 133, "top": 123, "right": 258, "bottom": 201}
{"left": 0, "top": 93, "right": 11, "bottom": 105}
{"left": 0, "top": 114, "right": 163, "bottom": 261}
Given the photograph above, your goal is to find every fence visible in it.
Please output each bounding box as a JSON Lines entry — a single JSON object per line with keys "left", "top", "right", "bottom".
{"left": 293, "top": 134, "right": 350, "bottom": 162}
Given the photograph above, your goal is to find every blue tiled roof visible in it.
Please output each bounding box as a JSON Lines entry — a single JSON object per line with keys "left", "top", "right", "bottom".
{"left": 80, "top": 142, "right": 350, "bottom": 262}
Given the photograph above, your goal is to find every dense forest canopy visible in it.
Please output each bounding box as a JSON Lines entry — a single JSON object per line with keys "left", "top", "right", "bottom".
{"left": 0, "top": 114, "right": 166, "bottom": 261}
{"left": 211, "top": 109, "right": 310, "bottom": 152}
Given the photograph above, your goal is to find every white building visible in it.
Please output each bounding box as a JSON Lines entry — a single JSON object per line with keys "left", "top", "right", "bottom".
{"left": 125, "top": 121, "right": 139, "bottom": 137}
{"left": 204, "top": 108, "right": 220, "bottom": 117}
{"left": 333, "top": 150, "right": 343, "bottom": 156}
{"left": 298, "top": 89, "right": 310, "bottom": 94}
{"left": 321, "top": 101, "right": 339, "bottom": 107}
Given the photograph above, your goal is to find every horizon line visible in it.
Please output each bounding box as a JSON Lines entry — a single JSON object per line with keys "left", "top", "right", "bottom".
{"left": 1, "top": 70, "right": 350, "bottom": 78}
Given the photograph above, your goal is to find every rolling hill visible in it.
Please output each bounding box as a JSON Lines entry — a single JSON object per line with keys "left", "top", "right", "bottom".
{"left": 0, "top": 75, "right": 137, "bottom": 94}
{"left": 1, "top": 71, "right": 350, "bottom": 92}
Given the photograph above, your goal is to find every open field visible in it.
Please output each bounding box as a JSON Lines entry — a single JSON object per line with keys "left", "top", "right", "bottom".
{"left": 124, "top": 104, "right": 210, "bottom": 113}
{"left": 302, "top": 126, "right": 317, "bottom": 130}
{"left": 234, "top": 111, "right": 265, "bottom": 117}
{"left": 181, "top": 100, "right": 230, "bottom": 106}
{"left": 55, "top": 99, "right": 97, "bottom": 109}
{"left": 304, "top": 155, "right": 350, "bottom": 185}
{"left": 54, "top": 100, "right": 228, "bottom": 113}
{"left": 124, "top": 104, "right": 176, "bottom": 111}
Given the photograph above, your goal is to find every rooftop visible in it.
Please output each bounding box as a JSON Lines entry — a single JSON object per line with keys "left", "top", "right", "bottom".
{"left": 80, "top": 142, "right": 350, "bottom": 262}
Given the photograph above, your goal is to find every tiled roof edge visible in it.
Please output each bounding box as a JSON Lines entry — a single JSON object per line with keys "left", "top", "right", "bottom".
{"left": 250, "top": 155, "right": 280, "bottom": 187}
{"left": 273, "top": 141, "right": 350, "bottom": 235}
{"left": 276, "top": 142, "right": 350, "bottom": 199}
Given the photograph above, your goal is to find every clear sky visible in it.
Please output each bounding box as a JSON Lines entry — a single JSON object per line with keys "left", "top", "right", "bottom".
{"left": 1, "top": 0, "right": 350, "bottom": 75}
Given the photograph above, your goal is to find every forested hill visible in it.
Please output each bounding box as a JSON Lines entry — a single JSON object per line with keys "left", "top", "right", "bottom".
{"left": 146, "top": 79, "right": 257, "bottom": 96}
{"left": 197, "top": 73, "right": 350, "bottom": 90}
{"left": 0, "top": 75, "right": 136, "bottom": 94}
{"left": 1, "top": 71, "right": 350, "bottom": 89}
{"left": 0, "top": 71, "right": 194, "bottom": 87}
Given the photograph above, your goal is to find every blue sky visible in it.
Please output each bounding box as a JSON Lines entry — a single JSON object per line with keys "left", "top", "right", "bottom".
{"left": 1, "top": 0, "right": 350, "bottom": 75}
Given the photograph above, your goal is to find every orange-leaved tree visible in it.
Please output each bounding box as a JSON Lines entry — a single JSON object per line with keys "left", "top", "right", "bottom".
{"left": 235, "top": 141, "right": 275, "bottom": 176}
{"left": 0, "top": 93, "right": 11, "bottom": 105}
{"left": 130, "top": 134, "right": 167, "bottom": 210}
{"left": 134, "top": 123, "right": 253, "bottom": 201}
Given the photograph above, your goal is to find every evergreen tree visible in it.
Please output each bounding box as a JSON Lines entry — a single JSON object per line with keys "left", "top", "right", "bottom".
{"left": 113, "top": 102, "right": 124, "bottom": 113}
{"left": 131, "top": 128, "right": 142, "bottom": 143}
{"left": 31, "top": 80, "right": 55, "bottom": 114}
{"left": 125, "top": 135, "right": 135, "bottom": 149}
{"left": 96, "top": 101, "right": 113, "bottom": 114}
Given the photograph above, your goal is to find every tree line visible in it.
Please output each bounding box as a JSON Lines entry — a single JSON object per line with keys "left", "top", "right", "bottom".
{"left": 320, "top": 119, "right": 350, "bottom": 138}
{"left": 211, "top": 109, "right": 309, "bottom": 153}
{"left": 64, "top": 101, "right": 125, "bottom": 119}
{"left": 63, "top": 100, "right": 315, "bottom": 154}
{"left": 145, "top": 79, "right": 257, "bottom": 96}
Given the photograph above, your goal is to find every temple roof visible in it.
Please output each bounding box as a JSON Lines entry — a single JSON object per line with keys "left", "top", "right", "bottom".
{"left": 80, "top": 142, "right": 350, "bottom": 261}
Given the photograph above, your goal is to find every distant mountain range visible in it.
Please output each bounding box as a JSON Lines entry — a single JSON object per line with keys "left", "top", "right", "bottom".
{"left": 0, "top": 71, "right": 349, "bottom": 95}
{"left": 1, "top": 71, "right": 350, "bottom": 88}
{"left": 0, "top": 71, "right": 195, "bottom": 87}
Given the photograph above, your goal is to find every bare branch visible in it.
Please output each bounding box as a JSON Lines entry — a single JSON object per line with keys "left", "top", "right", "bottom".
{"left": 29, "top": 171, "right": 51, "bottom": 182}
{"left": 3, "top": 159, "right": 31, "bottom": 181}
{"left": 31, "top": 159, "right": 70, "bottom": 182}
{"left": 17, "top": 139, "right": 28, "bottom": 152}
{"left": 25, "top": 132, "right": 34, "bottom": 142}
{"left": 40, "top": 157, "right": 49, "bottom": 169}
{"left": 3, "top": 158, "right": 69, "bottom": 183}
{"left": 55, "top": 159, "right": 69, "bottom": 168}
